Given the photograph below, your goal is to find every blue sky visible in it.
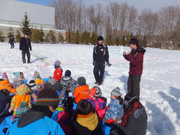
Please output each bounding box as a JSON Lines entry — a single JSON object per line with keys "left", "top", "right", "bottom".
{"left": 18, "top": 0, "right": 180, "bottom": 12}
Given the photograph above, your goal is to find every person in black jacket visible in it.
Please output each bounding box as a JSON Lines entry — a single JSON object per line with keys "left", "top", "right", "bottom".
{"left": 9, "top": 36, "right": 16, "bottom": 49}
{"left": 0, "top": 89, "right": 13, "bottom": 118}
{"left": 19, "top": 33, "right": 32, "bottom": 64}
{"left": 72, "top": 99, "right": 103, "bottom": 135}
{"left": 93, "top": 36, "right": 111, "bottom": 85}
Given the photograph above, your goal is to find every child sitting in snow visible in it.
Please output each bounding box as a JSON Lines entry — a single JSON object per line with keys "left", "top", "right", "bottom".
{"left": 60, "top": 70, "right": 77, "bottom": 95}
{"left": 34, "top": 71, "right": 45, "bottom": 85}
{"left": 57, "top": 93, "right": 74, "bottom": 135}
{"left": 103, "top": 87, "right": 124, "bottom": 124}
{"left": 27, "top": 76, "right": 36, "bottom": 91}
{"left": 53, "top": 60, "right": 63, "bottom": 82}
{"left": 13, "top": 72, "right": 25, "bottom": 81}
{"left": 87, "top": 86, "right": 107, "bottom": 120}
{"left": 73, "top": 77, "right": 90, "bottom": 103}
{"left": 9, "top": 82, "right": 31, "bottom": 116}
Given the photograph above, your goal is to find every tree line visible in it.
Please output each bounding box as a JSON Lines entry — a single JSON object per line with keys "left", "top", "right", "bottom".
{"left": 50, "top": 0, "right": 180, "bottom": 49}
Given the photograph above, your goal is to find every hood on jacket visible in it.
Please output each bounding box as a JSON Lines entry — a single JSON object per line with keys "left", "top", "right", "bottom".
{"left": 134, "top": 47, "right": 146, "bottom": 54}
{"left": 16, "top": 84, "right": 31, "bottom": 95}
{"left": 62, "top": 76, "right": 72, "bottom": 81}
{"left": 77, "top": 112, "right": 98, "bottom": 131}
{"left": 17, "top": 110, "right": 46, "bottom": 128}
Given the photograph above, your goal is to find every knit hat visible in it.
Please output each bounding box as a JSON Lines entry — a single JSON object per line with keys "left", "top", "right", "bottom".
{"left": 36, "top": 89, "right": 59, "bottom": 106}
{"left": 34, "top": 71, "right": 40, "bottom": 78}
{"left": 13, "top": 78, "right": 24, "bottom": 89}
{"left": 53, "top": 82, "right": 62, "bottom": 91}
{"left": 62, "top": 92, "right": 73, "bottom": 111}
{"left": 94, "top": 86, "right": 102, "bottom": 97}
{"left": 36, "top": 82, "right": 45, "bottom": 91}
{"left": 16, "top": 84, "right": 31, "bottom": 95}
{"left": 54, "top": 60, "right": 61, "bottom": 67}
{"left": 44, "top": 83, "right": 53, "bottom": 91}
{"left": 77, "top": 77, "right": 86, "bottom": 86}
{"left": 65, "top": 70, "right": 71, "bottom": 77}
{"left": 2, "top": 72, "right": 8, "bottom": 80}
{"left": 27, "top": 76, "right": 36, "bottom": 87}
{"left": 98, "top": 36, "right": 104, "bottom": 41}
{"left": 48, "top": 77, "right": 57, "bottom": 86}
{"left": 111, "top": 87, "right": 121, "bottom": 97}
{"left": 15, "top": 101, "right": 30, "bottom": 118}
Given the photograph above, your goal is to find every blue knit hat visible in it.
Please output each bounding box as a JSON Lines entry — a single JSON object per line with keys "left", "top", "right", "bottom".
{"left": 111, "top": 87, "right": 121, "bottom": 97}
{"left": 65, "top": 70, "right": 71, "bottom": 77}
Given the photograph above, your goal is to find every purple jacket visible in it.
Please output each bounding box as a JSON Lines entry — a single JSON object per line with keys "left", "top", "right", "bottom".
{"left": 87, "top": 97, "right": 107, "bottom": 120}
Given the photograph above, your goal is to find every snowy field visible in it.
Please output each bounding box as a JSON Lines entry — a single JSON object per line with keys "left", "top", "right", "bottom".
{"left": 0, "top": 42, "right": 180, "bottom": 135}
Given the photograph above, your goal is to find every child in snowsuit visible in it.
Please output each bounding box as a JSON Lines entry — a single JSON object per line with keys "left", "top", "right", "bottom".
{"left": 73, "top": 77, "right": 90, "bottom": 103}
{"left": 57, "top": 93, "right": 74, "bottom": 135}
{"left": 53, "top": 61, "right": 63, "bottom": 82}
{"left": 60, "top": 70, "right": 77, "bottom": 95}
{"left": 87, "top": 86, "right": 107, "bottom": 120}
{"left": 103, "top": 87, "right": 124, "bottom": 124}
{"left": 9, "top": 84, "right": 31, "bottom": 116}
{"left": 34, "top": 71, "right": 45, "bottom": 85}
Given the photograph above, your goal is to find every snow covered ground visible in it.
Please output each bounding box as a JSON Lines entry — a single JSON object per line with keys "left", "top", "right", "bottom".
{"left": 0, "top": 42, "right": 180, "bottom": 135}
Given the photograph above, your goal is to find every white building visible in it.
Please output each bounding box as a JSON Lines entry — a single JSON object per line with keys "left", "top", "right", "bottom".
{"left": 0, "top": 0, "right": 66, "bottom": 40}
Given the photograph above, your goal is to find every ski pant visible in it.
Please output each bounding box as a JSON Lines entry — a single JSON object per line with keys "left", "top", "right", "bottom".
{"left": 93, "top": 61, "right": 105, "bottom": 84}
{"left": 127, "top": 75, "right": 141, "bottom": 99}
{"left": 10, "top": 44, "right": 14, "bottom": 49}
{"left": 22, "top": 50, "right": 30, "bottom": 63}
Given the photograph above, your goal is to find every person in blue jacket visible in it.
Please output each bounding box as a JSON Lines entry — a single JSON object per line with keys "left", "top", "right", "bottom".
{"left": 6, "top": 88, "right": 65, "bottom": 135}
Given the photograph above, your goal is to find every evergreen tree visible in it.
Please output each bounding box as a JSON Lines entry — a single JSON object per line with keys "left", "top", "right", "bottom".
{"left": 115, "top": 37, "right": 120, "bottom": 46}
{"left": 142, "top": 35, "right": 147, "bottom": 47}
{"left": 0, "top": 31, "right": 5, "bottom": 42}
{"left": 105, "top": 34, "right": 113, "bottom": 45}
{"left": 58, "top": 33, "right": 64, "bottom": 43}
{"left": 7, "top": 27, "right": 14, "bottom": 39}
{"left": 31, "top": 28, "right": 41, "bottom": 43}
{"left": 90, "top": 32, "right": 98, "bottom": 45}
{"left": 75, "top": 30, "right": 80, "bottom": 44}
{"left": 120, "top": 35, "right": 126, "bottom": 46}
{"left": 45, "top": 30, "right": 56, "bottom": 44}
{"left": 21, "top": 12, "right": 32, "bottom": 36}
{"left": 40, "top": 27, "right": 45, "bottom": 43}
{"left": 70, "top": 32, "right": 76, "bottom": 44}
{"left": 16, "top": 30, "right": 21, "bottom": 43}
{"left": 80, "top": 31, "right": 90, "bottom": 45}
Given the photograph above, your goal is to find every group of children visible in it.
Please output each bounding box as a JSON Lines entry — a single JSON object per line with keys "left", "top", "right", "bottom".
{"left": 0, "top": 60, "right": 131, "bottom": 135}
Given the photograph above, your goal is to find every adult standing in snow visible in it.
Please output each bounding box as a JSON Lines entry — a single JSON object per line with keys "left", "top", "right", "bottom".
{"left": 93, "top": 36, "right": 111, "bottom": 85}
{"left": 9, "top": 36, "right": 16, "bottom": 49}
{"left": 19, "top": 33, "right": 32, "bottom": 64}
{"left": 123, "top": 38, "right": 146, "bottom": 99}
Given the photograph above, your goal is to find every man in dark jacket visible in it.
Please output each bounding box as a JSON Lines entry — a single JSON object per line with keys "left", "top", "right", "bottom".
{"left": 19, "top": 33, "right": 32, "bottom": 64}
{"left": 93, "top": 36, "right": 111, "bottom": 85}
{"left": 9, "top": 37, "right": 16, "bottom": 49}
{"left": 123, "top": 38, "right": 146, "bottom": 99}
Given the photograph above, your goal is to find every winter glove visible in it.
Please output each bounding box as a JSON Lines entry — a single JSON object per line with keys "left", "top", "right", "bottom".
{"left": 107, "top": 119, "right": 115, "bottom": 124}
{"left": 107, "top": 63, "right": 111, "bottom": 67}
